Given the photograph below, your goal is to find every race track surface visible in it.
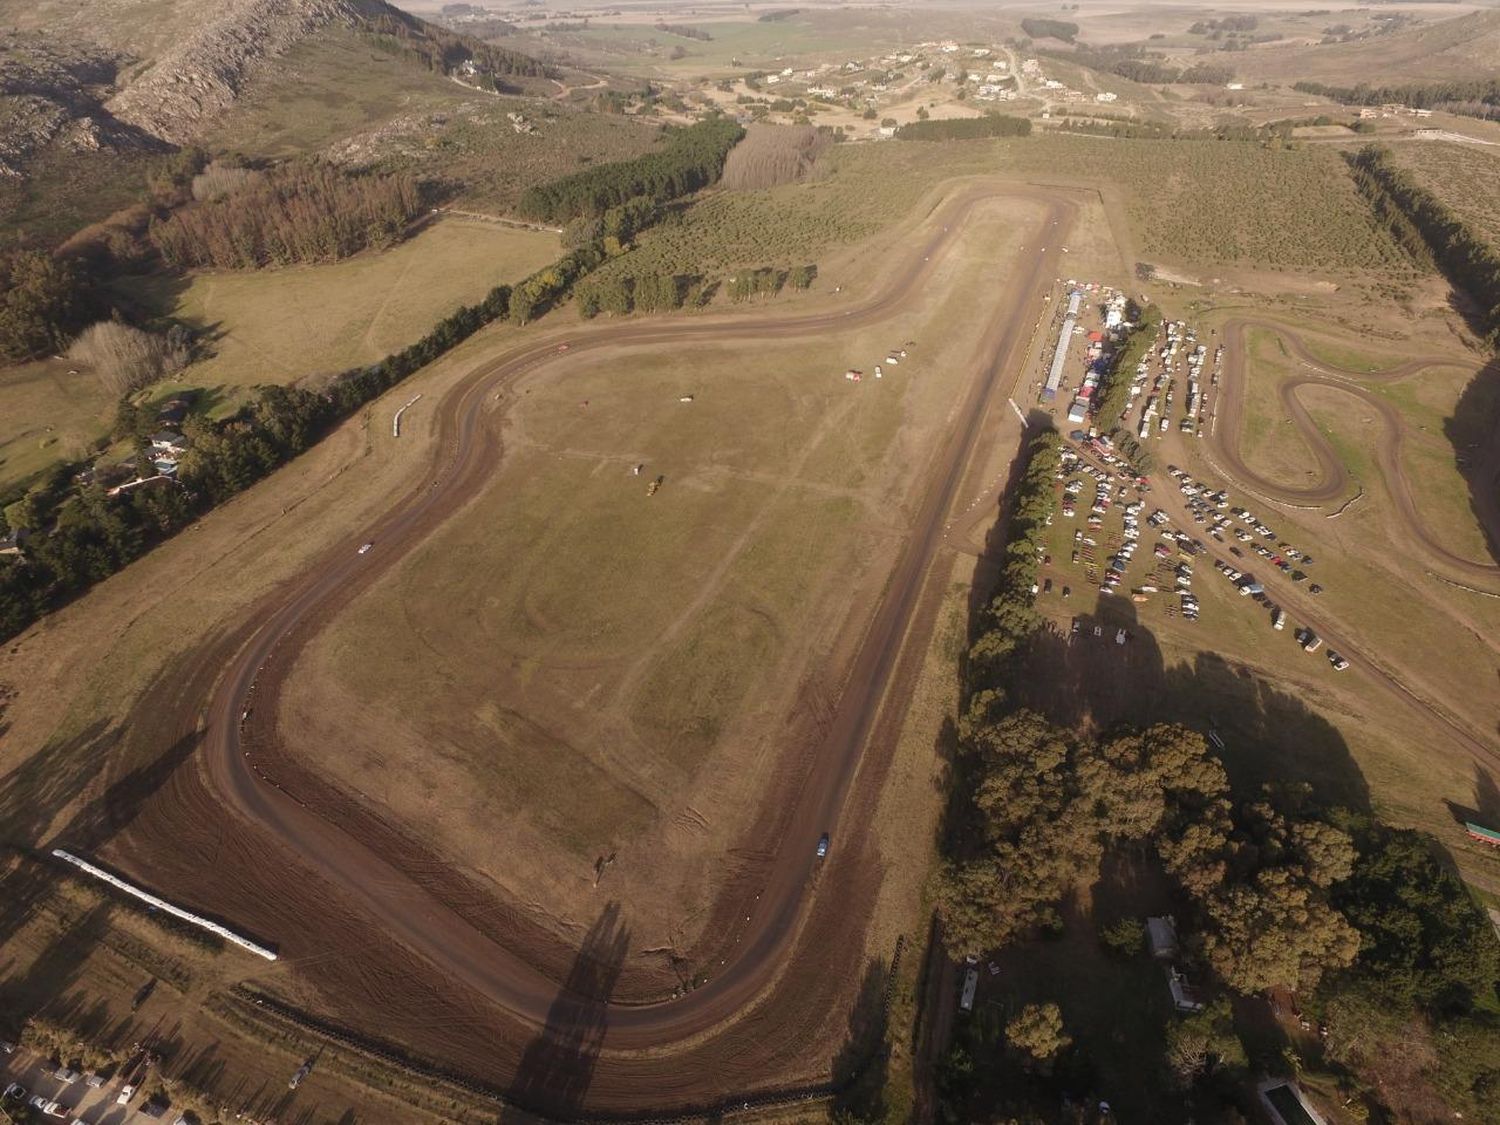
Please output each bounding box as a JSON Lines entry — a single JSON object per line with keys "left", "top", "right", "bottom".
{"left": 85, "top": 184, "right": 1075, "bottom": 1115}
{"left": 1211, "top": 319, "right": 1500, "bottom": 584}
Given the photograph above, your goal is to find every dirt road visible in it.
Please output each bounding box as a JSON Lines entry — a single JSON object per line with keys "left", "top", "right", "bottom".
{"left": 81, "top": 185, "right": 1074, "bottom": 1114}
{"left": 1211, "top": 319, "right": 1499, "bottom": 584}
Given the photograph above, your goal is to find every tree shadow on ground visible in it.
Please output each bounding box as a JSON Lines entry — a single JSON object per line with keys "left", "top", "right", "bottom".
{"left": 829, "top": 957, "right": 892, "bottom": 1122}
{"left": 1011, "top": 595, "right": 1373, "bottom": 815}
{"left": 501, "top": 901, "right": 629, "bottom": 1122}
{"left": 1441, "top": 762, "right": 1500, "bottom": 832}
{"left": 1441, "top": 352, "right": 1500, "bottom": 569}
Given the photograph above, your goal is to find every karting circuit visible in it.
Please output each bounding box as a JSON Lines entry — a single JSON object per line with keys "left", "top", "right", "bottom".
{"left": 73, "top": 183, "right": 1077, "bottom": 1116}
{"left": 1211, "top": 319, "right": 1500, "bottom": 586}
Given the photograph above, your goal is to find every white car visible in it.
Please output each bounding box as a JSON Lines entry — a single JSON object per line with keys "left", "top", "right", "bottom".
{"left": 357, "top": 542, "right": 373, "bottom": 555}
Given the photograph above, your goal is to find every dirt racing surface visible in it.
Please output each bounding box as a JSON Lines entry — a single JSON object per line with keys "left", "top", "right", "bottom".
{"left": 33, "top": 183, "right": 1076, "bottom": 1116}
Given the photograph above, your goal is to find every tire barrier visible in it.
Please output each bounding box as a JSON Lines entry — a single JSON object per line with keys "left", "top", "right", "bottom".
{"left": 50, "top": 849, "right": 278, "bottom": 961}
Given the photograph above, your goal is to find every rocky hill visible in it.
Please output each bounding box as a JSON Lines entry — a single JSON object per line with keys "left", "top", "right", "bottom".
{"left": 105, "top": 0, "right": 365, "bottom": 144}
{"left": 0, "top": 31, "right": 163, "bottom": 177}
{"left": 1, "top": 0, "right": 552, "bottom": 154}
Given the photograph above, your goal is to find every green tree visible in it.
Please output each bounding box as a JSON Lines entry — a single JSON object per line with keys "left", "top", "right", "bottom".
{"left": 1006, "top": 1003, "right": 1070, "bottom": 1065}
{"left": 0, "top": 250, "right": 94, "bottom": 361}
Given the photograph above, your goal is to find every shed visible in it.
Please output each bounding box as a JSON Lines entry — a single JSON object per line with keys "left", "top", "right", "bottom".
{"left": 1167, "top": 965, "right": 1206, "bottom": 1013}
{"left": 1146, "top": 915, "right": 1178, "bottom": 960}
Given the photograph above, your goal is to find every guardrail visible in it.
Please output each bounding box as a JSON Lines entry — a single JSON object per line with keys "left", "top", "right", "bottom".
{"left": 50, "top": 849, "right": 277, "bottom": 961}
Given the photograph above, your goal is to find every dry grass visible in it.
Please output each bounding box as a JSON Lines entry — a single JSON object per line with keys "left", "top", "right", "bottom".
{"left": 720, "top": 124, "right": 831, "bottom": 190}
{"left": 279, "top": 196, "right": 1043, "bottom": 960}
{"left": 118, "top": 218, "right": 558, "bottom": 400}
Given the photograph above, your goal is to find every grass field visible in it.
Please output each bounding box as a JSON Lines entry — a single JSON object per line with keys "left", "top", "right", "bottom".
{"left": 0, "top": 361, "right": 116, "bottom": 496}
{"left": 122, "top": 218, "right": 558, "bottom": 399}
{"left": 1236, "top": 327, "right": 1327, "bottom": 489}
{"left": 280, "top": 193, "right": 1043, "bottom": 958}
{"left": 0, "top": 220, "right": 556, "bottom": 494}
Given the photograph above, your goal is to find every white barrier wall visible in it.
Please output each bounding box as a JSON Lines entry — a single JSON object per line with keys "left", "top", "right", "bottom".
{"left": 51, "top": 849, "right": 278, "bottom": 961}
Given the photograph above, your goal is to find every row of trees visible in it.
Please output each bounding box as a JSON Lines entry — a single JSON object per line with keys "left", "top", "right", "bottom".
{"left": 1347, "top": 145, "right": 1500, "bottom": 343}
{"left": 0, "top": 250, "right": 98, "bottom": 362}
{"left": 149, "top": 163, "right": 424, "bottom": 270}
{"left": 1091, "top": 302, "right": 1160, "bottom": 439}
{"left": 516, "top": 117, "right": 745, "bottom": 223}
{"left": 896, "top": 115, "right": 1032, "bottom": 142}
{"left": 1020, "top": 17, "right": 1079, "bottom": 42}
{"left": 1294, "top": 78, "right": 1500, "bottom": 121}
{"left": 574, "top": 263, "right": 815, "bottom": 318}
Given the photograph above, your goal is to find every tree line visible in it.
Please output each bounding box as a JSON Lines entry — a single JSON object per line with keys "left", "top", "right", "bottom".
{"left": 1035, "top": 42, "right": 1235, "bottom": 87}
{"left": 360, "top": 8, "right": 553, "bottom": 80}
{"left": 895, "top": 115, "right": 1032, "bottom": 142}
{"left": 1294, "top": 78, "right": 1500, "bottom": 122}
{"left": 0, "top": 249, "right": 98, "bottom": 362}
{"left": 1347, "top": 144, "right": 1500, "bottom": 343}
{"left": 149, "top": 163, "right": 424, "bottom": 270}
{"left": 1091, "top": 301, "right": 1160, "bottom": 445}
{"left": 516, "top": 117, "right": 745, "bottom": 224}
{"left": 574, "top": 263, "right": 815, "bottom": 318}
{"left": 1021, "top": 17, "right": 1079, "bottom": 42}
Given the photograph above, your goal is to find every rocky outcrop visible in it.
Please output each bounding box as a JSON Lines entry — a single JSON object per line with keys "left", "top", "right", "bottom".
{"left": 0, "top": 32, "right": 156, "bottom": 176}
{"left": 104, "top": 0, "right": 363, "bottom": 144}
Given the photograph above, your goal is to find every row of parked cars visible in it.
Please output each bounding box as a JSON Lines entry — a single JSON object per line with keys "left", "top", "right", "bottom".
{"left": 2, "top": 1059, "right": 152, "bottom": 1123}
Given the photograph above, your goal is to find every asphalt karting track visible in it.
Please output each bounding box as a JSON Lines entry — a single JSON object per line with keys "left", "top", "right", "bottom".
{"left": 82, "top": 183, "right": 1077, "bottom": 1116}
{"left": 1211, "top": 319, "right": 1500, "bottom": 584}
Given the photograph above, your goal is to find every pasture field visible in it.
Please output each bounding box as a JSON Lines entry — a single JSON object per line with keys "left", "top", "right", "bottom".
{"left": 121, "top": 219, "right": 558, "bottom": 402}
{"left": 0, "top": 219, "right": 557, "bottom": 495}
{"left": 1388, "top": 139, "right": 1500, "bottom": 253}
{"left": 0, "top": 360, "right": 115, "bottom": 496}
{"left": 279, "top": 193, "right": 1044, "bottom": 962}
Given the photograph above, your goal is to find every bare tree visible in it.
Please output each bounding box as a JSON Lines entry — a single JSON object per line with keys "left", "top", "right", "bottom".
{"left": 67, "top": 321, "right": 190, "bottom": 396}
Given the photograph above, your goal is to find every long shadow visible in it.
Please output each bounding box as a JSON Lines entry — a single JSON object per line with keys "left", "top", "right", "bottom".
{"left": 829, "top": 957, "right": 892, "bottom": 1122}
{"left": 1011, "top": 596, "right": 1373, "bottom": 815}
{"left": 501, "top": 901, "right": 630, "bottom": 1122}
{"left": 1441, "top": 352, "right": 1500, "bottom": 568}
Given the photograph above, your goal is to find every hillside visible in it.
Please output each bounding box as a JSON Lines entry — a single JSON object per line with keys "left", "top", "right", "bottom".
{"left": 0, "top": 0, "right": 553, "bottom": 149}
{"left": 1231, "top": 9, "right": 1500, "bottom": 85}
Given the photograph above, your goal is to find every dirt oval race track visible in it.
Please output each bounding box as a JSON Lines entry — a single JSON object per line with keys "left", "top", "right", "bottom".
{"left": 84, "top": 184, "right": 1075, "bottom": 1116}
{"left": 1211, "top": 319, "right": 1500, "bottom": 584}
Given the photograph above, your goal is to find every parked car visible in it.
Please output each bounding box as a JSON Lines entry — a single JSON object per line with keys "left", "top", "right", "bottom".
{"left": 2, "top": 1084, "right": 26, "bottom": 1103}
{"left": 1328, "top": 652, "right": 1350, "bottom": 671}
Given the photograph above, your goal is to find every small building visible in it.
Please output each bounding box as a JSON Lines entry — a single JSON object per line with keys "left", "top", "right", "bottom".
{"left": 150, "top": 431, "right": 191, "bottom": 456}
{"left": 1167, "top": 965, "right": 1206, "bottom": 1012}
{"left": 1095, "top": 91, "right": 1118, "bottom": 103}
{"left": 1258, "top": 1078, "right": 1330, "bottom": 1125}
{"left": 0, "top": 528, "right": 27, "bottom": 557}
{"left": 1146, "top": 915, "right": 1178, "bottom": 960}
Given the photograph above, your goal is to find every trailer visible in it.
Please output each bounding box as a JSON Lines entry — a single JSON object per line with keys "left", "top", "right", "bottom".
{"left": 959, "top": 966, "right": 980, "bottom": 1012}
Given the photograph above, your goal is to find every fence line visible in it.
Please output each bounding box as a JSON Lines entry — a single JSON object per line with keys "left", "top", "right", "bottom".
{"left": 50, "top": 849, "right": 278, "bottom": 961}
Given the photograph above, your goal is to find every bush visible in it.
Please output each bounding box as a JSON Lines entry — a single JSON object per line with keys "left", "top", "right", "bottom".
{"left": 67, "top": 321, "right": 190, "bottom": 395}
{"left": 1099, "top": 916, "right": 1145, "bottom": 956}
{"left": 896, "top": 115, "right": 1032, "bottom": 141}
